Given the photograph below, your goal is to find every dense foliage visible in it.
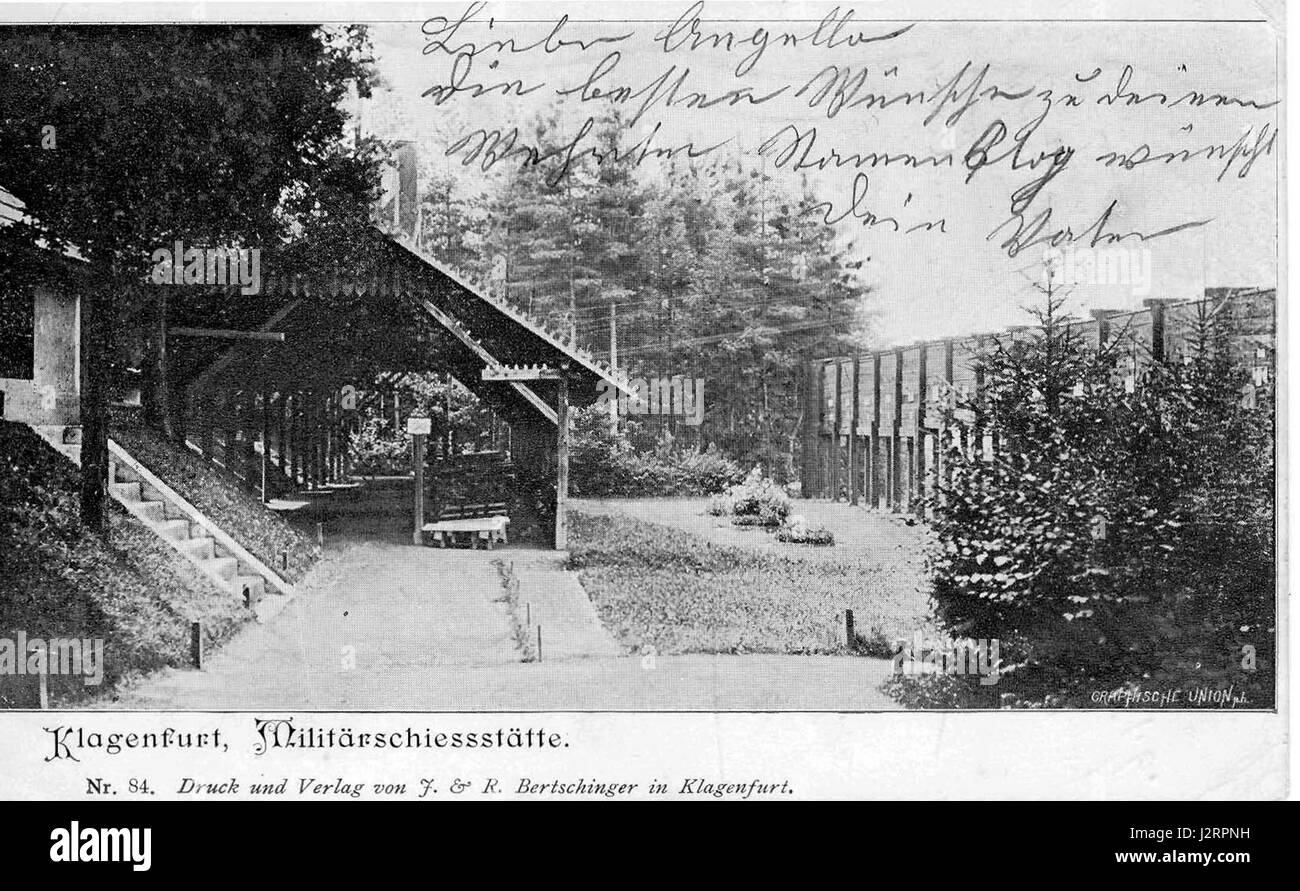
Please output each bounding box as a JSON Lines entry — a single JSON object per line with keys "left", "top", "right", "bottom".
{"left": 925, "top": 292, "right": 1274, "bottom": 707}
{"left": 568, "top": 407, "right": 746, "bottom": 497}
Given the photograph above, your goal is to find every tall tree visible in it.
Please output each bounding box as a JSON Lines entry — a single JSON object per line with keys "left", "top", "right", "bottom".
{"left": 0, "top": 26, "right": 382, "bottom": 529}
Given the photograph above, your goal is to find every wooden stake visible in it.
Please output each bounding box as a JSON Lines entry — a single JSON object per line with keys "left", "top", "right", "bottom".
{"left": 190, "top": 621, "right": 203, "bottom": 669}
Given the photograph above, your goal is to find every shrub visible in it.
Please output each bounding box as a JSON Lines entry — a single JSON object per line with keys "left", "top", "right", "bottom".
{"left": 568, "top": 407, "right": 746, "bottom": 497}
{"left": 726, "top": 467, "right": 792, "bottom": 524}
{"left": 927, "top": 292, "right": 1274, "bottom": 707}
{"left": 347, "top": 417, "right": 409, "bottom": 476}
{"left": 706, "top": 492, "right": 732, "bottom": 516}
{"left": 776, "top": 516, "right": 835, "bottom": 546}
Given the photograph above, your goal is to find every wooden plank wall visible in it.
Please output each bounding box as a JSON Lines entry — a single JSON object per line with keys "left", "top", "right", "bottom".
{"left": 799, "top": 289, "right": 1277, "bottom": 513}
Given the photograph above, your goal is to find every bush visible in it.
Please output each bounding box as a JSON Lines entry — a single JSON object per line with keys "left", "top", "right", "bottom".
{"left": 776, "top": 515, "right": 835, "bottom": 546}
{"left": 568, "top": 407, "right": 746, "bottom": 497}
{"left": 721, "top": 467, "right": 792, "bottom": 526}
{"left": 927, "top": 294, "right": 1274, "bottom": 707}
{"left": 706, "top": 492, "right": 732, "bottom": 516}
{"left": 347, "top": 417, "right": 410, "bottom": 476}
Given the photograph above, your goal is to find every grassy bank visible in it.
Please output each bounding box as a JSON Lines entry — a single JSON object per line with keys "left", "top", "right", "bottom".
{"left": 0, "top": 421, "right": 247, "bottom": 706}
{"left": 110, "top": 410, "right": 319, "bottom": 583}
{"left": 569, "top": 511, "right": 933, "bottom": 656}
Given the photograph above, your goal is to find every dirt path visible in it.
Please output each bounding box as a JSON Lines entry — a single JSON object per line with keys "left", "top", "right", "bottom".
{"left": 106, "top": 481, "right": 901, "bottom": 710}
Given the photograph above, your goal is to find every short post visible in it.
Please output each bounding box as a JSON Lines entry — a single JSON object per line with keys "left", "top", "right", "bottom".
{"left": 38, "top": 662, "right": 49, "bottom": 710}
{"left": 280, "top": 550, "right": 288, "bottom": 571}
{"left": 316, "top": 521, "right": 324, "bottom": 546}
{"left": 844, "top": 609, "right": 856, "bottom": 650}
{"left": 536, "top": 625, "right": 543, "bottom": 662}
{"left": 190, "top": 621, "right": 204, "bottom": 669}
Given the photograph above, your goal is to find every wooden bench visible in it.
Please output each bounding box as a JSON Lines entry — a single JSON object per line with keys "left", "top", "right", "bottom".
{"left": 422, "top": 514, "right": 510, "bottom": 549}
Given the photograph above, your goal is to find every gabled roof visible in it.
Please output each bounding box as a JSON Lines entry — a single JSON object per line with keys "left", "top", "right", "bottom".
{"left": 176, "top": 226, "right": 632, "bottom": 427}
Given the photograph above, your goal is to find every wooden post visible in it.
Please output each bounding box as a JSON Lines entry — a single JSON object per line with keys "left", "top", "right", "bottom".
{"left": 555, "top": 371, "right": 570, "bottom": 551}
{"left": 892, "top": 349, "right": 904, "bottom": 511}
{"left": 319, "top": 390, "right": 330, "bottom": 486}
{"left": 831, "top": 361, "right": 843, "bottom": 500}
{"left": 867, "top": 354, "right": 881, "bottom": 509}
{"left": 277, "top": 393, "right": 288, "bottom": 475}
{"left": 291, "top": 393, "right": 303, "bottom": 486}
{"left": 412, "top": 431, "right": 426, "bottom": 546}
{"left": 849, "top": 357, "right": 860, "bottom": 505}
{"left": 312, "top": 391, "right": 323, "bottom": 488}
{"left": 1145, "top": 298, "right": 1167, "bottom": 362}
{"left": 260, "top": 382, "right": 270, "bottom": 503}
{"left": 190, "top": 621, "right": 203, "bottom": 669}
{"left": 844, "top": 609, "right": 856, "bottom": 650}
{"left": 914, "top": 347, "right": 928, "bottom": 516}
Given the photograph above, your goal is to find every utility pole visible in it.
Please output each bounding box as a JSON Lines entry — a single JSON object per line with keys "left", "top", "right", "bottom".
{"left": 609, "top": 302, "right": 618, "bottom": 434}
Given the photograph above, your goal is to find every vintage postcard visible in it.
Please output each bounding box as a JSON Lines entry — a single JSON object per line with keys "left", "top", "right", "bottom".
{"left": 0, "top": 0, "right": 1288, "bottom": 803}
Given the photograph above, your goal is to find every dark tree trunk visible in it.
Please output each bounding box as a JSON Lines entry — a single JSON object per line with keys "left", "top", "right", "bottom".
{"left": 141, "top": 288, "right": 176, "bottom": 438}
{"left": 80, "top": 285, "right": 108, "bottom": 532}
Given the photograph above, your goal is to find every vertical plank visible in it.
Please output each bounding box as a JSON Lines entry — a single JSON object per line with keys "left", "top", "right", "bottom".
{"left": 849, "top": 357, "right": 860, "bottom": 505}
{"left": 831, "top": 359, "right": 843, "bottom": 500}
{"left": 555, "top": 372, "right": 569, "bottom": 551}
{"left": 277, "top": 393, "right": 288, "bottom": 475}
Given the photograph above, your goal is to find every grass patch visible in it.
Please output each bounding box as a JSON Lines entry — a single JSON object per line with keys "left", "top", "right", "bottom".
{"left": 110, "top": 410, "right": 319, "bottom": 583}
{"left": 569, "top": 511, "right": 931, "bottom": 656}
{"left": 1, "top": 421, "right": 247, "bottom": 707}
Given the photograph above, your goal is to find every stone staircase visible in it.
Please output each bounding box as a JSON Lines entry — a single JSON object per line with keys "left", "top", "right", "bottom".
{"left": 107, "top": 438, "right": 293, "bottom": 608}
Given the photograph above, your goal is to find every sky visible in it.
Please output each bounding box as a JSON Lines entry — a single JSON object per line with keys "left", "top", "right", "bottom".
{"left": 357, "top": 1, "right": 1280, "bottom": 345}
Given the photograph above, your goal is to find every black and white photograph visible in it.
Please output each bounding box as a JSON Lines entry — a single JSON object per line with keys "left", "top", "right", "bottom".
{"left": 0, "top": 0, "right": 1289, "bottom": 810}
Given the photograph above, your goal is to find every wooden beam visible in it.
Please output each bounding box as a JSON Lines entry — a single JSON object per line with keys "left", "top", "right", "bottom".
{"left": 555, "top": 372, "right": 569, "bottom": 552}
{"left": 482, "top": 365, "right": 562, "bottom": 381}
{"left": 411, "top": 294, "right": 557, "bottom": 424}
{"left": 170, "top": 327, "right": 286, "bottom": 342}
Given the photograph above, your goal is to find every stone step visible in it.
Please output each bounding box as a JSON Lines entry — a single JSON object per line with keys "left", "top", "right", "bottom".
{"left": 132, "top": 500, "right": 167, "bottom": 523}
{"left": 111, "top": 481, "right": 142, "bottom": 502}
{"left": 179, "top": 536, "right": 215, "bottom": 560}
{"left": 103, "top": 443, "right": 287, "bottom": 614}
{"left": 202, "top": 556, "right": 238, "bottom": 582}
{"left": 159, "top": 518, "right": 192, "bottom": 540}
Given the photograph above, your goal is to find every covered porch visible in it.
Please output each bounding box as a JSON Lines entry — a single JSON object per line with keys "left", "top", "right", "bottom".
{"left": 131, "top": 228, "right": 627, "bottom": 551}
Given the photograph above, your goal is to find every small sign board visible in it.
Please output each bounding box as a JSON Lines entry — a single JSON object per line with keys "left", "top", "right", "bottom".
{"left": 406, "top": 416, "right": 432, "bottom": 436}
